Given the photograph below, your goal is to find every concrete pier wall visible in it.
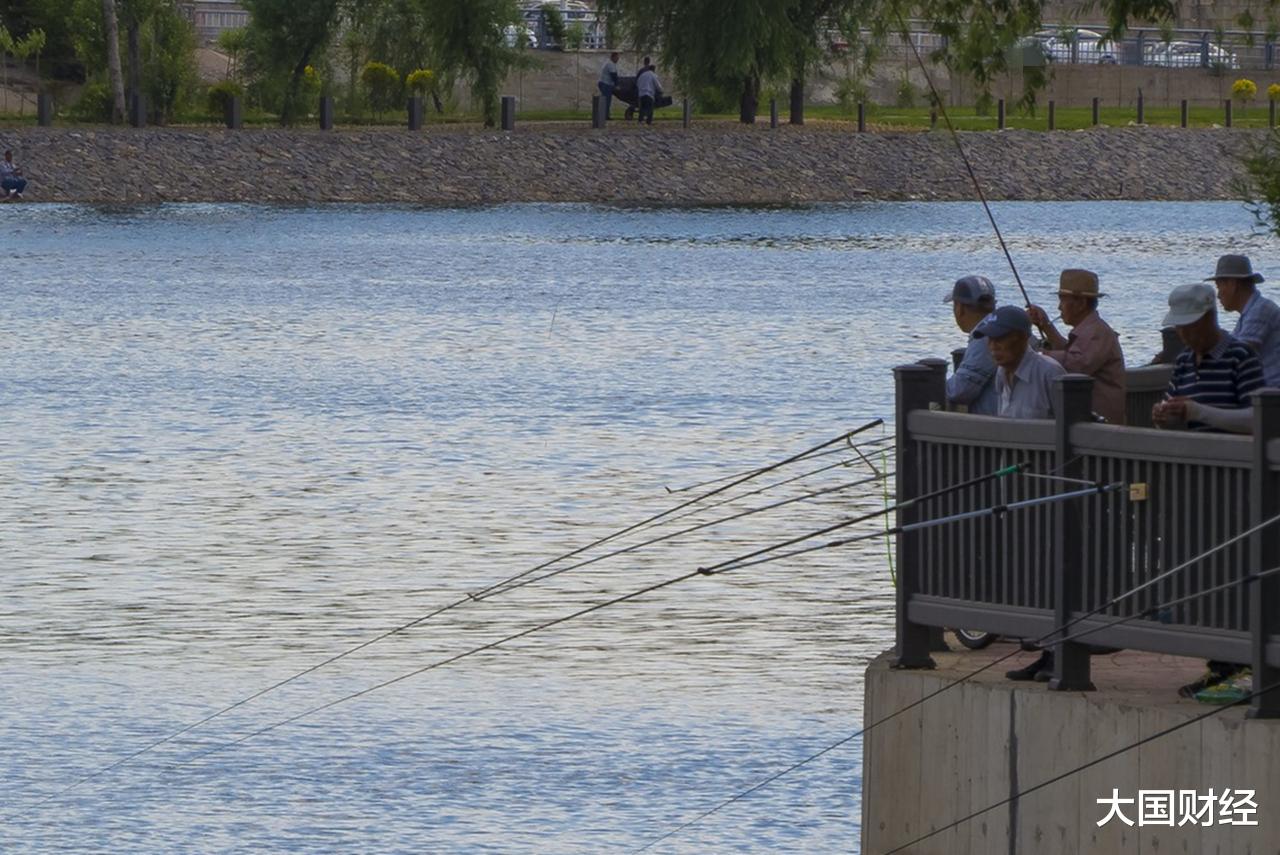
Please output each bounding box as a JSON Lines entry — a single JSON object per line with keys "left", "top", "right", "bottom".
{"left": 861, "top": 648, "right": 1280, "bottom": 855}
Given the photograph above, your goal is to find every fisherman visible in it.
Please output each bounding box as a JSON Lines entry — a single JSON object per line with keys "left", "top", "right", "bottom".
{"left": 636, "top": 58, "right": 661, "bottom": 125}
{"left": 1, "top": 149, "right": 26, "bottom": 199}
{"left": 944, "top": 275, "right": 999, "bottom": 415}
{"left": 973, "top": 305, "right": 1066, "bottom": 420}
{"left": 1026, "top": 269, "right": 1127, "bottom": 424}
{"left": 1152, "top": 282, "right": 1265, "bottom": 434}
{"left": 1209, "top": 254, "right": 1280, "bottom": 388}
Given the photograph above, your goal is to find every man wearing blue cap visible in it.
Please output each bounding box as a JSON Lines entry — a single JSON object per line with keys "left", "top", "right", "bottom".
{"left": 1210, "top": 254, "right": 1280, "bottom": 388}
{"left": 974, "top": 305, "right": 1066, "bottom": 420}
{"left": 944, "top": 275, "right": 999, "bottom": 415}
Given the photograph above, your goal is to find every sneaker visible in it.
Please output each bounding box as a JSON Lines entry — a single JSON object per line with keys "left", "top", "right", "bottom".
{"left": 1006, "top": 651, "right": 1052, "bottom": 681}
{"left": 1177, "top": 663, "right": 1241, "bottom": 699}
{"left": 1194, "top": 669, "right": 1252, "bottom": 704}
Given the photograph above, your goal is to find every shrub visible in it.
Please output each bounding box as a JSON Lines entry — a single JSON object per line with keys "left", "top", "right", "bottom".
{"left": 71, "top": 81, "right": 113, "bottom": 121}
{"left": 407, "top": 68, "right": 435, "bottom": 95}
{"left": 1233, "top": 78, "right": 1258, "bottom": 101}
{"left": 895, "top": 76, "right": 917, "bottom": 108}
{"left": 1270, "top": 83, "right": 1280, "bottom": 101}
{"left": 361, "top": 61, "right": 400, "bottom": 116}
{"left": 206, "top": 80, "right": 244, "bottom": 118}
{"left": 836, "top": 77, "right": 869, "bottom": 112}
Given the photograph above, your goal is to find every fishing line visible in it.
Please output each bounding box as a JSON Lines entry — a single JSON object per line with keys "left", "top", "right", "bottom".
{"left": 663, "top": 435, "right": 895, "bottom": 495}
{"left": 473, "top": 473, "right": 892, "bottom": 602}
{"left": 12, "top": 421, "right": 881, "bottom": 813}
{"left": 632, "top": 512, "right": 1280, "bottom": 851}
{"left": 896, "top": 11, "right": 1031, "bottom": 306}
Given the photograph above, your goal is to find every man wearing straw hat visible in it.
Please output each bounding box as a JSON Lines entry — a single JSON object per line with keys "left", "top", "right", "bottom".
{"left": 1210, "top": 253, "right": 1280, "bottom": 388}
{"left": 1026, "top": 269, "right": 1127, "bottom": 425}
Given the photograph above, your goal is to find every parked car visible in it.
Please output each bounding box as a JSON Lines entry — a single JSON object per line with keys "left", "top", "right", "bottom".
{"left": 503, "top": 24, "right": 538, "bottom": 49}
{"left": 1143, "top": 39, "right": 1238, "bottom": 69}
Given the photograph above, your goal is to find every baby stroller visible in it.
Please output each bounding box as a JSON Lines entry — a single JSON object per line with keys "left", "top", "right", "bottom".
{"left": 613, "top": 75, "right": 673, "bottom": 121}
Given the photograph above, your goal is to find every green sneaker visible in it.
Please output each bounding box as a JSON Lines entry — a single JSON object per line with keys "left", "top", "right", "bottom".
{"left": 1194, "top": 669, "right": 1252, "bottom": 704}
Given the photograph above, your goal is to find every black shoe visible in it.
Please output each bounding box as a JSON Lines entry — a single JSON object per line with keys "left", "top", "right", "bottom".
{"left": 1006, "top": 651, "right": 1052, "bottom": 681}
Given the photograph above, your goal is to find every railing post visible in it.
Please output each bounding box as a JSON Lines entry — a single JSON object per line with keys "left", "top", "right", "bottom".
{"left": 1249, "top": 390, "right": 1280, "bottom": 718}
{"left": 1049, "top": 374, "right": 1097, "bottom": 692}
{"left": 892, "top": 363, "right": 945, "bottom": 669}
{"left": 918, "top": 358, "right": 952, "bottom": 652}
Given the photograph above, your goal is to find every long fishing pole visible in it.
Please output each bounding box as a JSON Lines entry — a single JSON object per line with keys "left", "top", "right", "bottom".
{"left": 632, "top": 513, "right": 1280, "bottom": 852}
{"left": 897, "top": 12, "right": 1031, "bottom": 306}
{"left": 101, "top": 466, "right": 1033, "bottom": 782}
{"left": 12, "top": 421, "right": 883, "bottom": 812}
{"left": 472, "top": 473, "right": 892, "bottom": 602}
{"left": 664, "top": 435, "right": 895, "bottom": 495}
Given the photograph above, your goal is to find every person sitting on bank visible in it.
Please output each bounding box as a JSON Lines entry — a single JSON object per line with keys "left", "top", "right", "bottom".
{"left": 636, "top": 58, "right": 661, "bottom": 126}
{"left": 1152, "top": 282, "right": 1265, "bottom": 434}
{"left": 1209, "top": 254, "right": 1280, "bottom": 388}
{"left": 973, "top": 305, "right": 1066, "bottom": 420}
{"left": 944, "top": 275, "right": 999, "bottom": 415}
{"left": 598, "top": 51, "right": 620, "bottom": 121}
{"left": 1026, "top": 269, "right": 1127, "bottom": 424}
{"left": 1, "top": 149, "right": 26, "bottom": 199}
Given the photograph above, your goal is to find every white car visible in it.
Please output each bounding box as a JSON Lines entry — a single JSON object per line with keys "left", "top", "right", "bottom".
{"left": 503, "top": 24, "right": 538, "bottom": 49}
{"left": 1144, "top": 39, "right": 1238, "bottom": 69}
{"left": 1038, "top": 28, "right": 1119, "bottom": 64}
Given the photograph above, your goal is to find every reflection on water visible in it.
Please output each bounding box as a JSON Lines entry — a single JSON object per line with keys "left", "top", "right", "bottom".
{"left": 0, "top": 201, "right": 1259, "bottom": 853}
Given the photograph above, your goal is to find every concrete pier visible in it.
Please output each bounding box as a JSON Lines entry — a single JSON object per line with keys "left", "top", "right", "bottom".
{"left": 861, "top": 644, "right": 1280, "bottom": 854}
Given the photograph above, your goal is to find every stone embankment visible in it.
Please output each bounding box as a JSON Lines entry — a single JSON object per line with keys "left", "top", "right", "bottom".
{"left": 0, "top": 123, "right": 1263, "bottom": 205}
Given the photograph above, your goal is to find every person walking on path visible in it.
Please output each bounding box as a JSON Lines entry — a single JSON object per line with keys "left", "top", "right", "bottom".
{"left": 1, "top": 150, "right": 27, "bottom": 199}
{"left": 1026, "top": 269, "right": 1127, "bottom": 424}
{"left": 944, "top": 275, "right": 1000, "bottom": 415}
{"left": 1210, "top": 254, "right": 1280, "bottom": 388}
{"left": 636, "top": 59, "right": 661, "bottom": 125}
{"left": 598, "top": 52, "right": 620, "bottom": 121}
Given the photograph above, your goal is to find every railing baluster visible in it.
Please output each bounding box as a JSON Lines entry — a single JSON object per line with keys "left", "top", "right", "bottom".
{"left": 1249, "top": 390, "right": 1280, "bottom": 718}
{"left": 1050, "top": 375, "right": 1096, "bottom": 691}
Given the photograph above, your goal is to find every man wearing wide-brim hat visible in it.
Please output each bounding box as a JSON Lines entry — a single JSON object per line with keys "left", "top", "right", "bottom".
{"left": 1026, "top": 269, "right": 1127, "bottom": 425}
{"left": 1209, "top": 254, "right": 1280, "bottom": 388}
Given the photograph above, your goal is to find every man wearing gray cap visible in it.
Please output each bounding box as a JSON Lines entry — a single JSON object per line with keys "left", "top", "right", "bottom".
{"left": 1152, "top": 282, "right": 1264, "bottom": 433}
{"left": 974, "top": 305, "right": 1066, "bottom": 419}
{"left": 1209, "top": 254, "right": 1280, "bottom": 388}
{"left": 944, "top": 275, "right": 999, "bottom": 415}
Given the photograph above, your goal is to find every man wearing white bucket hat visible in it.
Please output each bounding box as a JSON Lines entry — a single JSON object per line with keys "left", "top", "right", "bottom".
{"left": 1152, "top": 282, "right": 1264, "bottom": 433}
{"left": 1208, "top": 254, "right": 1280, "bottom": 387}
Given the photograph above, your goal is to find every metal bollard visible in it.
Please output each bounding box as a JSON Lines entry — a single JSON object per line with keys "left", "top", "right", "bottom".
{"left": 770, "top": 98, "right": 778, "bottom": 128}
{"left": 37, "top": 93, "right": 53, "bottom": 127}
{"left": 319, "top": 96, "right": 334, "bottom": 130}
{"left": 930, "top": 108, "right": 937, "bottom": 129}
{"left": 857, "top": 102, "right": 865, "bottom": 133}
{"left": 1272, "top": 99, "right": 1277, "bottom": 129}
{"left": 1048, "top": 100, "right": 1055, "bottom": 130}
{"left": 1092, "top": 97, "right": 1099, "bottom": 126}
{"left": 682, "top": 98, "right": 691, "bottom": 128}
{"left": 130, "top": 93, "right": 146, "bottom": 128}
{"left": 225, "top": 95, "right": 242, "bottom": 129}
{"left": 408, "top": 96, "right": 424, "bottom": 131}
{"left": 1137, "top": 89, "right": 1144, "bottom": 124}
{"left": 1181, "top": 99, "right": 1188, "bottom": 128}
{"left": 501, "top": 95, "right": 515, "bottom": 131}
{"left": 997, "top": 98, "right": 1005, "bottom": 129}
{"left": 1225, "top": 98, "right": 1233, "bottom": 128}
{"left": 591, "top": 94, "right": 604, "bottom": 128}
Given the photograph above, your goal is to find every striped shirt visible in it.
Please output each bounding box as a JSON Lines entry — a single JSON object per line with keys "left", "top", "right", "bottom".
{"left": 1233, "top": 289, "right": 1280, "bottom": 387}
{"left": 1164, "top": 335, "right": 1265, "bottom": 431}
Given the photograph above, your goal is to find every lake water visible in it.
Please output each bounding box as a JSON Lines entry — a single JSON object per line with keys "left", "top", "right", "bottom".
{"left": 0, "top": 201, "right": 1269, "bottom": 854}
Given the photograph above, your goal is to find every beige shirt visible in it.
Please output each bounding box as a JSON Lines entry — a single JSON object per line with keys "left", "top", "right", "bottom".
{"left": 1045, "top": 311, "right": 1127, "bottom": 425}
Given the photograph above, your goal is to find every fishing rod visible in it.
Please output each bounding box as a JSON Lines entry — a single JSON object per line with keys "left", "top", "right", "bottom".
{"left": 472, "top": 473, "right": 892, "bottom": 602}
{"left": 896, "top": 11, "right": 1031, "bottom": 307}
{"left": 664, "top": 435, "right": 895, "bottom": 494}
{"left": 632, "top": 513, "right": 1280, "bottom": 852}
{"left": 10, "top": 421, "right": 883, "bottom": 812}
{"left": 110, "top": 465, "right": 1031, "bottom": 781}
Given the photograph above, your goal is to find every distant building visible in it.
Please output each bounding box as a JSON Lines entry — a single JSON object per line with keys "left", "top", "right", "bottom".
{"left": 180, "top": 0, "right": 250, "bottom": 44}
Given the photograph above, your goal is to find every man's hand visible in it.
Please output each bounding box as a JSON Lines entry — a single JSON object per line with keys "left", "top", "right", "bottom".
{"left": 1152, "top": 397, "right": 1190, "bottom": 428}
{"left": 1026, "top": 305, "right": 1051, "bottom": 330}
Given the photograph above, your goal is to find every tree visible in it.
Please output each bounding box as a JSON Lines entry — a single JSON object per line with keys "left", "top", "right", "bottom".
{"left": 419, "top": 0, "right": 527, "bottom": 127}
{"left": 100, "top": 0, "right": 126, "bottom": 122}
{"left": 216, "top": 26, "right": 248, "bottom": 80}
{"left": 360, "top": 59, "right": 399, "bottom": 117}
{"left": 242, "top": 0, "right": 343, "bottom": 125}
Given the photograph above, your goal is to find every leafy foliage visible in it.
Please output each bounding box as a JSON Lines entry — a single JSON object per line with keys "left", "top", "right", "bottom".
{"left": 361, "top": 59, "right": 400, "bottom": 114}
{"left": 418, "top": 0, "right": 527, "bottom": 127}
{"left": 242, "top": 0, "right": 342, "bottom": 125}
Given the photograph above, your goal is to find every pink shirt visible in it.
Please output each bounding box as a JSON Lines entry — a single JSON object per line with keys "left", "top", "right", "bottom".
{"left": 1045, "top": 311, "right": 1127, "bottom": 425}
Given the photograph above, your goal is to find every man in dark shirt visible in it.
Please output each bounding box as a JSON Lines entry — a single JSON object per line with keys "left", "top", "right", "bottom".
{"left": 1153, "top": 282, "right": 1264, "bottom": 433}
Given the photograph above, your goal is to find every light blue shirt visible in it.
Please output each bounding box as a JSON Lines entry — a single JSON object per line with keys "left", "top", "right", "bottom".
{"left": 947, "top": 320, "right": 999, "bottom": 415}
{"left": 1233, "top": 289, "right": 1280, "bottom": 387}
{"left": 996, "top": 349, "right": 1067, "bottom": 419}
{"left": 637, "top": 69, "right": 660, "bottom": 99}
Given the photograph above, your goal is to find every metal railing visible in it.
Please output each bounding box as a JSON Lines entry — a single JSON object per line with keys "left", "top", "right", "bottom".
{"left": 893, "top": 361, "right": 1280, "bottom": 716}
